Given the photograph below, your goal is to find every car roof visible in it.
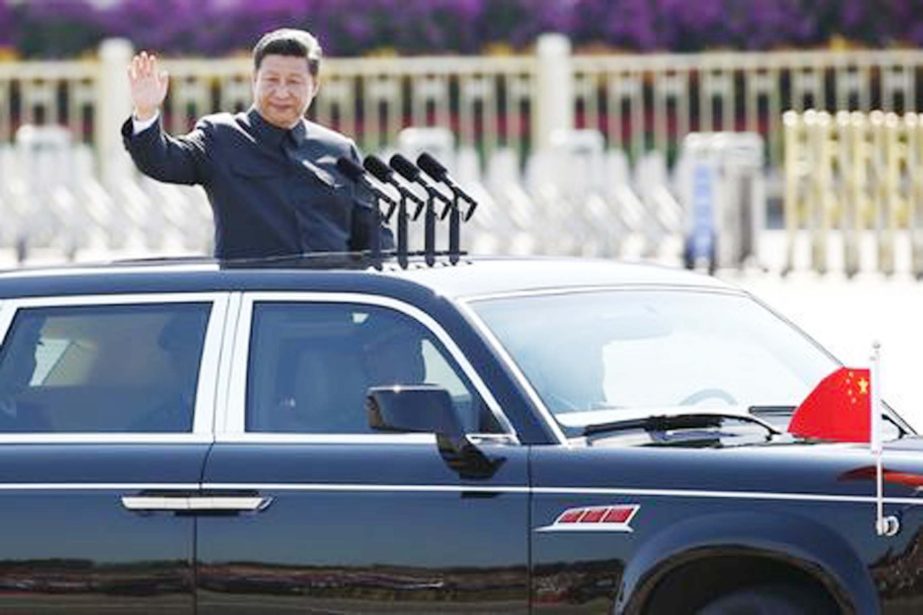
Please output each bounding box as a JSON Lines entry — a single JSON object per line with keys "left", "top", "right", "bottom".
{"left": 0, "top": 254, "right": 734, "bottom": 300}
{"left": 385, "top": 255, "right": 732, "bottom": 298}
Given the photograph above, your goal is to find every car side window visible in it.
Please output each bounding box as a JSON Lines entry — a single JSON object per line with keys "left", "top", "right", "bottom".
{"left": 0, "top": 303, "right": 210, "bottom": 433}
{"left": 246, "top": 302, "right": 500, "bottom": 434}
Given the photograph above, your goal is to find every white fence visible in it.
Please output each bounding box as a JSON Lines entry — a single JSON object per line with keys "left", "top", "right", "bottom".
{"left": 784, "top": 109, "right": 923, "bottom": 277}
{"left": 2, "top": 39, "right": 923, "bottom": 266}
{"left": 4, "top": 39, "right": 923, "bottom": 173}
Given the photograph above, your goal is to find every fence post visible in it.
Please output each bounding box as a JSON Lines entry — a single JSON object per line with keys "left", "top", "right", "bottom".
{"left": 879, "top": 112, "right": 901, "bottom": 276}
{"left": 807, "top": 110, "right": 832, "bottom": 275}
{"left": 840, "top": 112, "right": 865, "bottom": 278}
{"left": 782, "top": 110, "right": 802, "bottom": 274}
{"left": 908, "top": 113, "right": 923, "bottom": 279}
{"left": 534, "top": 33, "right": 573, "bottom": 151}
{"left": 96, "top": 38, "right": 134, "bottom": 189}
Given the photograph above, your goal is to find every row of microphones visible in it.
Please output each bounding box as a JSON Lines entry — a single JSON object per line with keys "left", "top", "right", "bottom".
{"left": 336, "top": 152, "right": 478, "bottom": 267}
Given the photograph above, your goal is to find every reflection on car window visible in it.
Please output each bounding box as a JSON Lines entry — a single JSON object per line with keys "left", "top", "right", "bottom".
{"left": 246, "top": 302, "right": 498, "bottom": 434}
{"left": 31, "top": 338, "right": 71, "bottom": 385}
{"left": 0, "top": 303, "right": 210, "bottom": 433}
{"left": 473, "top": 290, "right": 838, "bottom": 420}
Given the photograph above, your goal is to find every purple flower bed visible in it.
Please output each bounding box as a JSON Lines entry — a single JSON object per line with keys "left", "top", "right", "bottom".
{"left": 4, "top": 0, "right": 923, "bottom": 58}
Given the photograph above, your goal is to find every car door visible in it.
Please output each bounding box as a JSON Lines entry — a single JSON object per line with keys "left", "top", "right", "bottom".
{"left": 197, "top": 292, "right": 530, "bottom": 613}
{"left": 0, "top": 293, "right": 227, "bottom": 614}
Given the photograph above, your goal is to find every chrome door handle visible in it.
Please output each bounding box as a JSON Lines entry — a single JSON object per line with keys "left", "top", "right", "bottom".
{"left": 121, "top": 495, "right": 272, "bottom": 512}
{"left": 188, "top": 495, "right": 273, "bottom": 511}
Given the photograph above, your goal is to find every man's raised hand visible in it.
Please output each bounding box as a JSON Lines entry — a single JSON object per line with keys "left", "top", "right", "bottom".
{"left": 128, "top": 51, "right": 169, "bottom": 121}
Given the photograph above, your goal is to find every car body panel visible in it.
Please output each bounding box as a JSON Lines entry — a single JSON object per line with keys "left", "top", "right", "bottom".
{"left": 197, "top": 441, "right": 530, "bottom": 613}
{"left": 530, "top": 444, "right": 923, "bottom": 612}
{"left": 0, "top": 443, "right": 206, "bottom": 613}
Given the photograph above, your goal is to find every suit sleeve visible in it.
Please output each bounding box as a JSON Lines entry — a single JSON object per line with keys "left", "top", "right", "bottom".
{"left": 345, "top": 141, "right": 395, "bottom": 251}
{"left": 121, "top": 116, "right": 211, "bottom": 185}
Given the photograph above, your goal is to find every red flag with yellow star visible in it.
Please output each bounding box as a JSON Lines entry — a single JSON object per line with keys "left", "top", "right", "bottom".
{"left": 787, "top": 367, "right": 871, "bottom": 442}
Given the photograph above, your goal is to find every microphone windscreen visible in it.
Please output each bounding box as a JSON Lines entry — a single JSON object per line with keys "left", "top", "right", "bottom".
{"left": 389, "top": 154, "right": 420, "bottom": 181}
{"left": 417, "top": 152, "right": 447, "bottom": 180}
{"left": 336, "top": 157, "right": 366, "bottom": 182}
{"left": 363, "top": 155, "right": 393, "bottom": 182}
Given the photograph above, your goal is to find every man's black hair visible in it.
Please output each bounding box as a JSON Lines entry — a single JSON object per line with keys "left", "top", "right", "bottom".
{"left": 252, "top": 28, "right": 322, "bottom": 76}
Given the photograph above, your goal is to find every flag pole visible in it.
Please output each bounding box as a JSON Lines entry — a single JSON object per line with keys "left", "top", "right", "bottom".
{"left": 871, "top": 341, "right": 899, "bottom": 536}
{"left": 871, "top": 342, "right": 885, "bottom": 535}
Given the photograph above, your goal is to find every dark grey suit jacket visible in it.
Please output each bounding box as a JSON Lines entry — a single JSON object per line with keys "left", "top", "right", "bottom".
{"left": 122, "top": 108, "right": 392, "bottom": 259}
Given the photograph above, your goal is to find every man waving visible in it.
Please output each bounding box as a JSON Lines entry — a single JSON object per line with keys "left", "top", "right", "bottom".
{"left": 123, "top": 28, "right": 392, "bottom": 259}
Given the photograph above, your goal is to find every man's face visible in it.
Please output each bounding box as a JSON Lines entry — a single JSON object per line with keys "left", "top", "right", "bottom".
{"left": 253, "top": 54, "right": 318, "bottom": 129}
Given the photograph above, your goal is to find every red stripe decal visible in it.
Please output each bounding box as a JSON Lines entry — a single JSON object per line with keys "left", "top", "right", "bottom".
{"left": 601, "top": 506, "right": 635, "bottom": 524}
{"left": 581, "top": 507, "right": 608, "bottom": 523}
{"left": 548, "top": 504, "right": 640, "bottom": 531}
{"left": 558, "top": 509, "right": 585, "bottom": 523}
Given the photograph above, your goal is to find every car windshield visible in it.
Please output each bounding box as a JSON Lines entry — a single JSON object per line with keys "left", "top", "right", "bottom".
{"left": 470, "top": 289, "right": 840, "bottom": 436}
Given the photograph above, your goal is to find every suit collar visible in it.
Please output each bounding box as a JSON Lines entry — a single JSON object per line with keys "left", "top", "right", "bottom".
{"left": 245, "top": 108, "right": 337, "bottom": 187}
{"left": 290, "top": 118, "right": 308, "bottom": 145}
{"left": 247, "top": 107, "right": 307, "bottom": 147}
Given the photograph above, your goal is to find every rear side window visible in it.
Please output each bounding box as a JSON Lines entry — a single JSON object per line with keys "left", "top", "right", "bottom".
{"left": 0, "top": 303, "right": 210, "bottom": 433}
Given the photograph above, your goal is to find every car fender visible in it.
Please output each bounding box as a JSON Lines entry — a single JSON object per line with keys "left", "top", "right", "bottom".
{"left": 616, "top": 510, "right": 876, "bottom": 614}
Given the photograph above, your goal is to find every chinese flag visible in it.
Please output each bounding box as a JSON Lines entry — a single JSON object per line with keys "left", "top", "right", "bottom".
{"left": 787, "top": 367, "right": 871, "bottom": 443}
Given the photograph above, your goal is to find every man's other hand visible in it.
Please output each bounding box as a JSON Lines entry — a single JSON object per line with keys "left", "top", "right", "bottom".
{"left": 128, "top": 51, "right": 169, "bottom": 121}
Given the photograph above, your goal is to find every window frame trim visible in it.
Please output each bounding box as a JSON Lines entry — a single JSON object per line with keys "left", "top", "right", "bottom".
{"left": 219, "top": 292, "right": 520, "bottom": 444}
{"left": 0, "top": 292, "right": 229, "bottom": 444}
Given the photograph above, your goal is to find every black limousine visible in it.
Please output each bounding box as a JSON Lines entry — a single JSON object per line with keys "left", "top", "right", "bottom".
{"left": 0, "top": 253, "right": 919, "bottom": 614}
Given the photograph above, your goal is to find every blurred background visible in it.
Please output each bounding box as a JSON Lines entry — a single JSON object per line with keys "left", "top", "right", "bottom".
{"left": 1, "top": 0, "right": 922, "bottom": 426}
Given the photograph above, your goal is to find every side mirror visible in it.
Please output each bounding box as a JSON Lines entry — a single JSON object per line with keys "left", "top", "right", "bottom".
{"left": 367, "top": 384, "right": 464, "bottom": 439}
{"left": 367, "top": 384, "right": 505, "bottom": 479}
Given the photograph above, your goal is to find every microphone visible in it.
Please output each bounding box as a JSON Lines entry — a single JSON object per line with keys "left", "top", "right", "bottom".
{"left": 335, "top": 156, "right": 393, "bottom": 264}
{"left": 389, "top": 153, "right": 448, "bottom": 266}
{"left": 417, "top": 153, "right": 477, "bottom": 220}
{"left": 363, "top": 155, "right": 424, "bottom": 219}
{"left": 389, "top": 154, "right": 452, "bottom": 210}
{"left": 363, "top": 154, "right": 419, "bottom": 265}
{"left": 336, "top": 157, "right": 397, "bottom": 220}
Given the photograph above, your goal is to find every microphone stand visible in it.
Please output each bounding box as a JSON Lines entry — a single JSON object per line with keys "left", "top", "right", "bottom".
{"left": 414, "top": 153, "right": 477, "bottom": 265}
{"left": 424, "top": 191, "right": 436, "bottom": 267}
{"left": 369, "top": 193, "right": 396, "bottom": 270}
{"left": 370, "top": 196, "right": 383, "bottom": 269}
{"left": 447, "top": 194, "right": 461, "bottom": 264}
{"left": 397, "top": 194, "right": 409, "bottom": 269}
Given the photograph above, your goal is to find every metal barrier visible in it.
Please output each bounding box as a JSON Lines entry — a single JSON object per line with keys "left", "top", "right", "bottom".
{"left": 677, "top": 133, "right": 765, "bottom": 273}
{"left": 3, "top": 41, "right": 923, "bottom": 177}
{"left": 784, "top": 109, "right": 923, "bottom": 277}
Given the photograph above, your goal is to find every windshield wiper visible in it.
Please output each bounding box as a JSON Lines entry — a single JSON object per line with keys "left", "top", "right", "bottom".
{"left": 583, "top": 411, "right": 781, "bottom": 438}
{"left": 748, "top": 405, "right": 796, "bottom": 417}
